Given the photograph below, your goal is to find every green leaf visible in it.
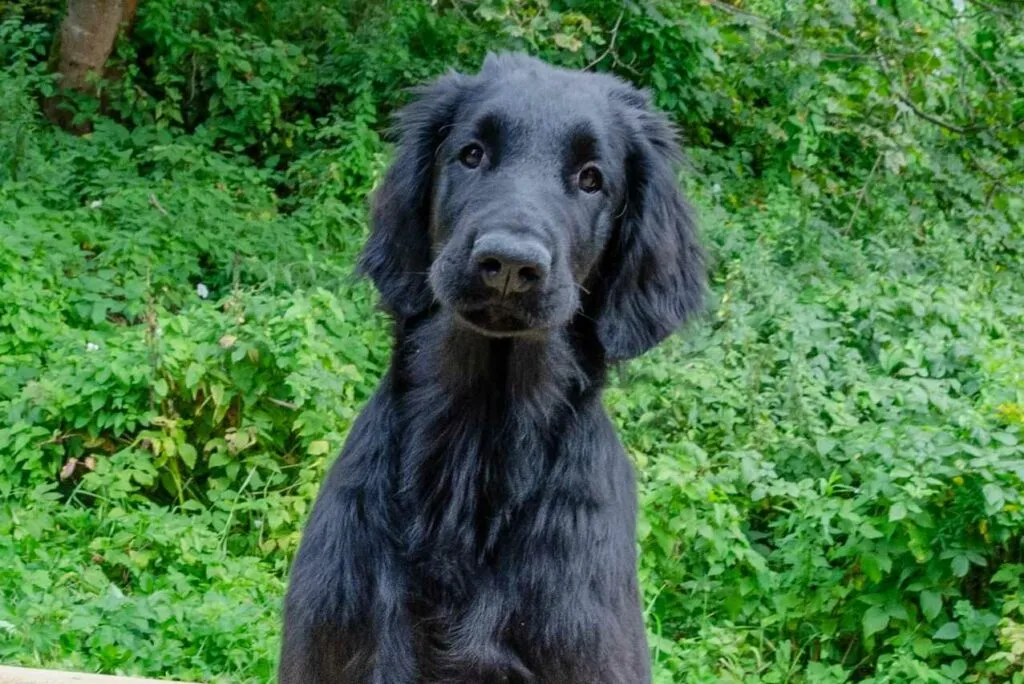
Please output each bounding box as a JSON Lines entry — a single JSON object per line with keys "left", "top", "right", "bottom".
{"left": 860, "top": 523, "right": 884, "bottom": 539}
{"left": 208, "top": 451, "right": 231, "bottom": 468}
{"left": 185, "top": 363, "right": 203, "bottom": 390}
{"left": 920, "top": 590, "right": 942, "bottom": 621}
{"left": 911, "top": 636, "right": 934, "bottom": 658}
{"left": 964, "top": 632, "right": 986, "bottom": 655}
{"left": 951, "top": 556, "right": 970, "bottom": 578}
{"left": 210, "top": 383, "right": 225, "bottom": 408}
{"left": 179, "top": 443, "right": 197, "bottom": 470}
{"left": 991, "top": 431, "right": 1018, "bottom": 446}
{"left": 862, "top": 554, "right": 884, "bottom": 583}
{"left": 91, "top": 300, "right": 109, "bottom": 325}
{"left": 816, "top": 437, "right": 837, "bottom": 456}
{"left": 153, "top": 378, "right": 169, "bottom": 398}
{"left": 552, "top": 33, "right": 582, "bottom": 51}
{"left": 982, "top": 483, "right": 1005, "bottom": 513}
{"left": 933, "top": 622, "right": 960, "bottom": 640}
{"left": 863, "top": 606, "right": 889, "bottom": 638}
{"left": 888, "top": 502, "right": 907, "bottom": 522}
{"left": 991, "top": 564, "right": 1023, "bottom": 586}
{"left": 945, "top": 660, "right": 967, "bottom": 678}
{"left": 308, "top": 440, "right": 330, "bottom": 455}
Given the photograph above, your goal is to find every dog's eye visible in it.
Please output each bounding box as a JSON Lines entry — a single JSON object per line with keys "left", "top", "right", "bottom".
{"left": 459, "top": 143, "right": 484, "bottom": 169}
{"left": 578, "top": 166, "right": 603, "bottom": 193}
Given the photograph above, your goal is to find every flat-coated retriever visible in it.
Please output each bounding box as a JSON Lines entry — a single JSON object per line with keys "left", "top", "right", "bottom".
{"left": 280, "top": 52, "right": 705, "bottom": 684}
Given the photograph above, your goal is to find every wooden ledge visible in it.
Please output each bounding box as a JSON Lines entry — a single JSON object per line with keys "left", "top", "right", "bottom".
{"left": 0, "top": 666, "right": 196, "bottom": 684}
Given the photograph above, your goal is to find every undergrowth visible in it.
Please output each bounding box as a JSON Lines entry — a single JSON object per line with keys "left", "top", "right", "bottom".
{"left": 1, "top": 1, "right": 1022, "bottom": 682}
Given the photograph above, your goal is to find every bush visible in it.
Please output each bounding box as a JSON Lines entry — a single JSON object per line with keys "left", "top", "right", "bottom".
{"left": 1, "top": 1, "right": 1022, "bottom": 681}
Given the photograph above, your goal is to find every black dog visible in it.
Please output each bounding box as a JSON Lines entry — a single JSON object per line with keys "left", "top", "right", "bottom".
{"left": 280, "top": 53, "right": 705, "bottom": 683}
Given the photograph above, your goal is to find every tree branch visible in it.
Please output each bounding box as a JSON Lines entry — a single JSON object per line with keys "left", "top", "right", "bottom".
{"left": 845, "top": 150, "right": 885, "bottom": 233}
{"left": 698, "top": 0, "right": 872, "bottom": 61}
{"left": 951, "top": 32, "right": 1009, "bottom": 89}
{"left": 963, "top": 0, "right": 1017, "bottom": 17}
{"left": 148, "top": 193, "right": 169, "bottom": 216}
{"left": 267, "top": 397, "right": 298, "bottom": 410}
{"left": 587, "top": 8, "right": 625, "bottom": 70}
{"left": 700, "top": 0, "right": 794, "bottom": 44}
{"left": 894, "top": 94, "right": 969, "bottom": 134}
{"left": 876, "top": 52, "right": 973, "bottom": 134}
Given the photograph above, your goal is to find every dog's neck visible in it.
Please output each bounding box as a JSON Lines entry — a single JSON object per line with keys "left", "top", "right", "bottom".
{"left": 407, "top": 312, "right": 594, "bottom": 407}
{"left": 391, "top": 309, "right": 604, "bottom": 566}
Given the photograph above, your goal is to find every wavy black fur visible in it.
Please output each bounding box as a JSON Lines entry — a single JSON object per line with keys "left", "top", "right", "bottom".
{"left": 280, "top": 52, "right": 705, "bottom": 683}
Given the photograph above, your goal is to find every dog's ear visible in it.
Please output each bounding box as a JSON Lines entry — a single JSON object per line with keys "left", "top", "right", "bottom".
{"left": 359, "top": 72, "right": 467, "bottom": 317}
{"left": 595, "top": 88, "right": 706, "bottom": 361}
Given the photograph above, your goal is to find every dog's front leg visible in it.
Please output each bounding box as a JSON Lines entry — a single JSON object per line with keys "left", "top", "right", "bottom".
{"left": 280, "top": 556, "right": 415, "bottom": 684}
{"left": 279, "top": 392, "right": 416, "bottom": 683}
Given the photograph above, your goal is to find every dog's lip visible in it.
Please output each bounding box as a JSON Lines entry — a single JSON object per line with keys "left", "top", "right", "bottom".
{"left": 453, "top": 305, "right": 547, "bottom": 337}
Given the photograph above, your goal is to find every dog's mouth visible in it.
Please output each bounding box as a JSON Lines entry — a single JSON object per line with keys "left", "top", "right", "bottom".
{"left": 454, "top": 305, "right": 541, "bottom": 337}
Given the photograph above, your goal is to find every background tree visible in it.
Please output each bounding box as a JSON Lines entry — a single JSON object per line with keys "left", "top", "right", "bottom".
{"left": 43, "top": 0, "right": 137, "bottom": 131}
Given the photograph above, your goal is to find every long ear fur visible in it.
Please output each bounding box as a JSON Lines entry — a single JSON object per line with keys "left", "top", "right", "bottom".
{"left": 596, "top": 89, "right": 706, "bottom": 361}
{"left": 358, "top": 72, "right": 467, "bottom": 318}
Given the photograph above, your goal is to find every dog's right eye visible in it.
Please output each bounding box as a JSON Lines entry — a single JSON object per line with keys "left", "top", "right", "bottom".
{"left": 459, "top": 143, "right": 484, "bottom": 169}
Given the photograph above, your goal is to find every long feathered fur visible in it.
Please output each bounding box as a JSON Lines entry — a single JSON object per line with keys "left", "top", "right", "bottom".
{"left": 280, "top": 52, "right": 705, "bottom": 684}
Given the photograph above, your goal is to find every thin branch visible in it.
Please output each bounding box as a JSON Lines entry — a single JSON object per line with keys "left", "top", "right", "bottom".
{"left": 965, "top": 149, "right": 1012, "bottom": 182}
{"left": 876, "top": 52, "right": 973, "bottom": 134}
{"left": 698, "top": 0, "right": 872, "bottom": 61}
{"left": 964, "top": 148, "right": 1024, "bottom": 199}
{"left": 267, "top": 397, "right": 298, "bottom": 410}
{"left": 587, "top": 7, "right": 625, "bottom": 70}
{"left": 701, "top": 0, "right": 794, "bottom": 45}
{"left": 611, "top": 53, "right": 642, "bottom": 77}
{"left": 148, "top": 193, "right": 169, "bottom": 216}
{"left": 951, "top": 32, "right": 1009, "bottom": 89}
{"left": 844, "top": 150, "right": 885, "bottom": 233}
{"left": 984, "top": 182, "right": 1000, "bottom": 212}
{"left": 963, "top": 0, "right": 1017, "bottom": 17}
{"left": 894, "top": 94, "right": 969, "bottom": 134}
{"left": 920, "top": 0, "right": 957, "bottom": 19}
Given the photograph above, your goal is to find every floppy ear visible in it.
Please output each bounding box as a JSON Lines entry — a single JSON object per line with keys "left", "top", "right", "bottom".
{"left": 596, "top": 89, "right": 706, "bottom": 361}
{"left": 358, "top": 72, "right": 467, "bottom": 317}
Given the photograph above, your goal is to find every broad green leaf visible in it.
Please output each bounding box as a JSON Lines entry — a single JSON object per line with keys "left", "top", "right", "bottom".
{"left": 210, "top": 383, "right": 226, "bottom": 408}
{"left": 920, "top": 590, "right": 942, "bottom": 621}
{"left": 185, "top": 363, "right": 203, "bottom": 390}
{"left": 991, "top": 564, "right": 1023, "bottom": 586}
{"left": 179, "top": 443, "right": 197, "bottom": 470}
{"left": 982, "top": 483, "right": 1005, "bottom": 514}
{"left": 888, "top": 502, "right": 907, "bottom": 522}
{"left": 863, "top": 606, "right": 889, "bottom": 638}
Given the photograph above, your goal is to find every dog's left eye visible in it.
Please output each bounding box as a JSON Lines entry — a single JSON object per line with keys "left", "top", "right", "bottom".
{"left": 578, "top": 166, "right": 603, "bottom": 193}
{"left": 459, "top": 143, "right": 484, "bottom": 169}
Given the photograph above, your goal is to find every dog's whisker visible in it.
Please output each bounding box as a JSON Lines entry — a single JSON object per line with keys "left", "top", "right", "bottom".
{"left": 614, "top": 197, "right": 629, "bottom": 219}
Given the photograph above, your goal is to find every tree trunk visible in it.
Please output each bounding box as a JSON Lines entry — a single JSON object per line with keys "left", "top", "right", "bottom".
{"left": 44, "top": 0, "right": 138, "bottom": 132}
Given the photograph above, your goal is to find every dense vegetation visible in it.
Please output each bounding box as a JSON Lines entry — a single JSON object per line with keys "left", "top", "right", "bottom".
{"left": 1, "top": 1, "right": 1022, "bottom": 681}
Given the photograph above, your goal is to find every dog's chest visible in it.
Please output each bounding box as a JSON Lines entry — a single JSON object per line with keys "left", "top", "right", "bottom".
{"left": 402, "top": 423, "right": 544, "bottom": 558}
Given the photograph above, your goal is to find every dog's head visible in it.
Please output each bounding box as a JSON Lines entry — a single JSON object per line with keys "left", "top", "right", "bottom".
{"left": 360, "top": 53, "right": 705, "bottom": 360}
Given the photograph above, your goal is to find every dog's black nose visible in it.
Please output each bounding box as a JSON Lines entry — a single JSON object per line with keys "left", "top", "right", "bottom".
{"left": 472, "top": 233, "right": 551, "bottom": 294}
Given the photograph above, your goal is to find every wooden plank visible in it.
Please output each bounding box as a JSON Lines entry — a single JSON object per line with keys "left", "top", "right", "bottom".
{"left": 0, "top": 666, "right": 196, "bottom": 684}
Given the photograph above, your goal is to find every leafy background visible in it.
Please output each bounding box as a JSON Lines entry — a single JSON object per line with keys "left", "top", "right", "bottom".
{"left": 1, "top": 0, "right": 1022, "bottom": 682}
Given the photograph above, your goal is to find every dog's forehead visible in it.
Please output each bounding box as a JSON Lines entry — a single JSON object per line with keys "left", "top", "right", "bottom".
{"left": 468, "top": 69, "right": 618, "bottom": 141}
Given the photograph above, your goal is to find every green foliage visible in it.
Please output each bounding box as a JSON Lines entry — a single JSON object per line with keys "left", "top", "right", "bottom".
{"left": 1, "top": 1, "right": 1022, "bottom": 682}
{"left": 613, "top": 183, "right": 1024, "bottom": 682}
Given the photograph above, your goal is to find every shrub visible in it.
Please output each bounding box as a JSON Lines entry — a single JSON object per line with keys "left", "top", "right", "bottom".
{"left": 1, "top": 1, "right": 1022, "bottom": 681}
